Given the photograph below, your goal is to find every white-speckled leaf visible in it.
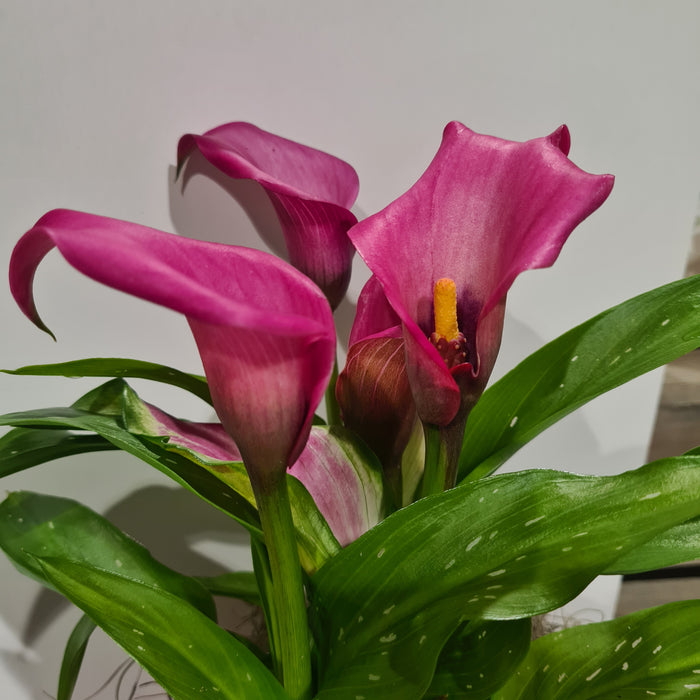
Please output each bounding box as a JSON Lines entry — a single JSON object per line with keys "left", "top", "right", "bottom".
{"left": 37, "top": 557, "right": 287, "bottom": 700}
{"left": 494, "top": 601, "right": 700, "bottom": 699}
{"left": 460, "top": 276, "right": 700, "bottom": 482}
{"left": 310, "top": 458, "right": 700, "bottom": 699}
{"left": 0, "top": 491, "right": 216, "bottom": 619}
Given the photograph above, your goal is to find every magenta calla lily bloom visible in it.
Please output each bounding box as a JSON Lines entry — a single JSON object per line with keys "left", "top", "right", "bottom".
{"left": 177, "top": 122, "right": 359, "bottom": 309}
{"left": 348, "top": 122, "right": 614, "bottom": 427}
{"left": 10, "top": 209, "right": 336, "bottom": 476}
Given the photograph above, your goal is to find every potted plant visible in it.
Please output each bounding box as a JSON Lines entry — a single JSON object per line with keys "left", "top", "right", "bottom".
{"left": 2, "top": 120, "right": 699, "bottom": 699}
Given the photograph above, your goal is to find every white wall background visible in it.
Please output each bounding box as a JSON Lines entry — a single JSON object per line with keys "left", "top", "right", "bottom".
{"left": 1, "top": 1, "right": 698, "bottom": 697}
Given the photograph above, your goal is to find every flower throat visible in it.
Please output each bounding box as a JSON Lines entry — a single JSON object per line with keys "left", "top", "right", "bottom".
{"left": 430, "top": 277, "right": 468, "bottom": 369}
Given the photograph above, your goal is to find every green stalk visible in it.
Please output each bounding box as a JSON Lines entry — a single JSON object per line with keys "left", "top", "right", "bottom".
{"left": 324, "top": 356, "right": 342, "bottom": 426}
{"left": 419, "top": 423, "right": 449, "bottom": 498}
{"left": 249, "top": 468, "right": 312, "bottom": 700}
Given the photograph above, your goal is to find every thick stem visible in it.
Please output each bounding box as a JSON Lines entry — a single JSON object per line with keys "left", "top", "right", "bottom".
{"left": 249, "top": 468, "right": 312, "bottom": 700}
{"left": 419, "top": 396, "right": 474, "bottom": 497}
{"left": 419, "top": 423, "right": 448, "bottom": 498}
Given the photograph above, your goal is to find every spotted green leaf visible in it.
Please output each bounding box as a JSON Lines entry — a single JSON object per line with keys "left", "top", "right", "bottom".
{"left": 310, "top": 457, "right": 700, "bottom": 699}
{"left": 36, "top": 556, "right": 287, "bottom": 700}
{"left": 0, "top": 399, "right": 262, "bottom": 537}
{"left": 494, "top": 601, "right": 700, "bottom": 699}
{"left": 460, "top": 275, "right": 700, "bottom": 482}
{"left": 0, "top": 490, "right": 216, "bottom": 619}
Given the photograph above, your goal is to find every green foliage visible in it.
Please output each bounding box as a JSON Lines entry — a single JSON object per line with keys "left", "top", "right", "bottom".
{"left": 460, "top": 275, "right": 700, "bottom": 481}
{"left": 309, "top": 459, "right": 700, "bottom": 698}
{"left": 57, "top": 615, "right": 96, "bottom": 700}
{"left": 3, "top": 357, "right": 212, "bottom": 404}
{"left": 495, "top": 601, "right": 700, "bottom": 699}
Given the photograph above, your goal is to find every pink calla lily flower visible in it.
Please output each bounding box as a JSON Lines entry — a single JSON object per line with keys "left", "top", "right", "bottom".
{"left": 177, "top": 122, "right": 359, "bottom": 309}
{"left": 10, "top": 209, "right": 336, "bottom": 477}
{"left": 348, "top": 122, "right": 614, "bottom": 428}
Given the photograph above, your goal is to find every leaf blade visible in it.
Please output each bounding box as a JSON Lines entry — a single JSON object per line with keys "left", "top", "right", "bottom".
{"left": 310, "top": 457, "right": 700, "bottom": 699}
{"left": 37, "top": 557, "right": 288, "bottom": 700}
{"left": 494, "top": 601, "right": 700, "bottom": 699}
{"left": 3, "top": 357, "right": 212, "bottom": 404}
{"left": 460, "top": 276, "right": 700, "bottom": 481}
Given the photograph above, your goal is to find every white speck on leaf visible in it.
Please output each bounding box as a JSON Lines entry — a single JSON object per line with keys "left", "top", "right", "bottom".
{"left": 510, "top": 416, "right": 518, "bottom": 428}
{"left": 571, "top": 355, "right": 579, "bottom": 362}
{"left": 652, "top": 645, "right": 662, "bottom": 654}
{"left": 377, "top": 548, "right": 385, "bottom": 558}
{"left": 379, "top": 633, "right": 396, "bottom": 643}
{"left": 615, "top": 640, "right": 626, "bottom": 652}
{"left": 573, "top": 531, "right": 588, "bottom": 538}
{"left": 489, "top": 530, "right": 498, "bottom": 540}
{"left": 115, "top": 559, "right": 123, "bottom": 568}
{"left": 622, "top": 662, "right": 629, "bottom": 671}
{"left": 48, "top": 521, "right": 55, "bottom": 529}
{"left": 640, "top": 492, "right": 661, "bottom": 501}
{"left": 419, "top": 635, "right": 427, "bottom": 645}
{"left": 632, "top": 637, "right": 642, "bottom": 648}
{"left": 558, "top": 673, "right": 566, "bottom": 683}
{"left": 525, "top": 516, "right": 545, "bottom": 527}
{"left": 488, "top": 569, "right": 506, "bottom": 577}
{"left": 383, "top": 605, "right": 395, "bottom": 615}
{"left": 586, "top": 668, "right": 601, "bottom": 681}
{"left": 661, "top": 319, "right": 670, "bottom": 326}
{"left": 445, "top": 559, "right": 455, "bottom": 570}
{"left": 368, "top": 674, "right": 380, "bottom": 681}
{"left": 466, "top": 536, "right": 481, "bottom": 551}
{"left": 562, "top": 546, "right": 572, "bottom": 552}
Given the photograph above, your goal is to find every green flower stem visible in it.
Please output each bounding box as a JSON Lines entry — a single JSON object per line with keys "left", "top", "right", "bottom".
{"left": 419, "top": 423, "right": 449, "bottom": 498}
{"left": 324, "top": 356, "right": 342, "bottom": 426}
{"left": 249, "top": 468, "right": 312, "bottom": 700}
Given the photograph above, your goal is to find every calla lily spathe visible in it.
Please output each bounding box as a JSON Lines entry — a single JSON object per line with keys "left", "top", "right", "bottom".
{"left": 177, "top": 122, "right": 359, "bottom": 309}
{"left": 10, "top": 209, "right": 336, "bottom": 477}
{"left": 348, "top": 122, "right": 615, "bottom": 428}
